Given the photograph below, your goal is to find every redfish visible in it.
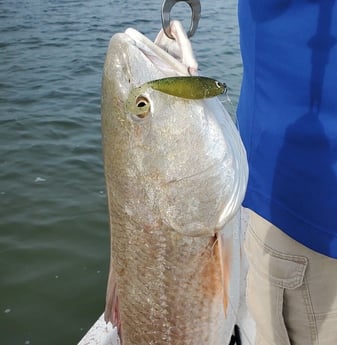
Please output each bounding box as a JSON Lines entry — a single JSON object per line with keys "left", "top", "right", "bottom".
{"left": 101, "top": 22, "right": 248, "bottom": 344}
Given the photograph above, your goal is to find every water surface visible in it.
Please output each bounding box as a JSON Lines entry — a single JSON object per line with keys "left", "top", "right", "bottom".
{"left": 0, "top": 1, "right": 241, "bottom": 343}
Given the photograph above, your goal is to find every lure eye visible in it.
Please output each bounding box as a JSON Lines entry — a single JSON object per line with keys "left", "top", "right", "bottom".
{"left": 215, "top": 81, "right": 222, "bottom": 88}
{"left": 216, "top": 81, "right": 227, "bottom": 94}
{"left": 135, "top": 95, "right": 150, "bottom": 119}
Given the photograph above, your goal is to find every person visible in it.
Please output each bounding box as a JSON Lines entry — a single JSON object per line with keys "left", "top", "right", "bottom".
{"left": 237, "top": 1, "right": 337, "bottom": 344}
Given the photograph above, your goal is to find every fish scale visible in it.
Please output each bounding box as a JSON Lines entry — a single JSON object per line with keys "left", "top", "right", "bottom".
{"left": 113, "top": 223, "right": 226, "bottom": 344}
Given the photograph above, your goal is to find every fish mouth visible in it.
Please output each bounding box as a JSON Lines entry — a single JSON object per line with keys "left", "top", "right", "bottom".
{"left": 124, "top": 28, "right": 190, "bottom": 76}
{"left": 105, "top": 26, "right": 195, "bottom": 114}
{"left": 106, "top": 23, "right": 199, "bottom": 109}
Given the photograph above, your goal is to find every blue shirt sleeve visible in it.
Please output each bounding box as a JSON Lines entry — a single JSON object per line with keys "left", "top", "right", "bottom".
{"left": 237, "top": 0, "right": 337, "bottom": 258}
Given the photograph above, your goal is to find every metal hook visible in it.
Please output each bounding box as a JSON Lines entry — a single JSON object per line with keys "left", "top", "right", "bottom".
{"left": 161, "top": 0, "right": 201, "bottom": 39}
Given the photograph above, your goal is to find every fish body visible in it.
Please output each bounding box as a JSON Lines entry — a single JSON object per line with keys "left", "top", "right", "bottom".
{"left": 102, "top": 23, "right": 248, "bottom": 345}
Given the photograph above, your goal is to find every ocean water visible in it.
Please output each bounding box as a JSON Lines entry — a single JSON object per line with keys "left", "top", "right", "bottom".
{"left": 0, "top": 0, "right": 241, "bottom": 344}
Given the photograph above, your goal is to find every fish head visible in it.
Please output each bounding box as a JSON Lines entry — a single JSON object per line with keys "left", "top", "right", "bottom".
{"left": 102, "top": 28, "right": 248, "bottom": 237}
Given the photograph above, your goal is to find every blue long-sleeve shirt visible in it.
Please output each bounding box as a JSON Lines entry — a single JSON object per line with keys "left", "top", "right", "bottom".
{"left": 237, "top": 0, "right": 337, "bottom": 258}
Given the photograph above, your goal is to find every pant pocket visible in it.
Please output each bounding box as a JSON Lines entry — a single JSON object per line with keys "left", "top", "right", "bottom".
{"left": 245, "top": 228, "right": 308, "bottom": 345}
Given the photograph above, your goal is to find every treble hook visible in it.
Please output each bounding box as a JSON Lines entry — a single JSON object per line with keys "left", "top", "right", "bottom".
{"left": 161, "top": 0, "right": 201, "bottom": 39}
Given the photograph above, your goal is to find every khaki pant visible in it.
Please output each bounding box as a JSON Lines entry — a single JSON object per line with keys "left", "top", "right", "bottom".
{"left": 245, "top": 210, "right": 337, "bottom": 345}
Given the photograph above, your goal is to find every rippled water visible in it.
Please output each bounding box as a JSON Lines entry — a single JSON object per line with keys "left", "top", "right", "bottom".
{"left": 0, "top": 0, "right": 241, "bottom": 343}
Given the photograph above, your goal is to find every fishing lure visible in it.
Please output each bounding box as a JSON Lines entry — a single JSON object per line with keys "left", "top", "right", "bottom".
{"left": 145, "top": 76, "right": 227, "bottom": 99}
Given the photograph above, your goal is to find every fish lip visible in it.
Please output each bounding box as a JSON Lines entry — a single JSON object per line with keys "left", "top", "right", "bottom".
{"left": 124, "top": 28, "right": 190, "bottom": 77}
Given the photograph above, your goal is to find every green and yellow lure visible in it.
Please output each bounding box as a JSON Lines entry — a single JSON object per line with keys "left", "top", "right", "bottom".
{"left": 145, "top": 76, "right": 227, "bottom": 99}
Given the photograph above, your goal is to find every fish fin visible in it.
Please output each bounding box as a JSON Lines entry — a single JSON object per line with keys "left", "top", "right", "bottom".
{"left": 104, "top": 265, "right": 122, "bottom": 339}
{"left": 217, "top": 232, "right": 232, "bottom": 315}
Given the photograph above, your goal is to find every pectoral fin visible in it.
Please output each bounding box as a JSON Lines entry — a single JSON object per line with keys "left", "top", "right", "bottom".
{"left": 217, "top": 232, "right": 232, "bottom": 315}
{"left": 104, "top": 263, "right": 121, "bottom": 338}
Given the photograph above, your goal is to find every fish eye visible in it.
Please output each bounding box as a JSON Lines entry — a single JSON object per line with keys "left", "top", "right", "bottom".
{"left": 136, "top": 97, "right": 148, "bottom": 108}
{"left": 135, "top": 95, "right": 150, "bottom": 119}
{"left": 215, "top": 81, "right": 226, "bottom": 92}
